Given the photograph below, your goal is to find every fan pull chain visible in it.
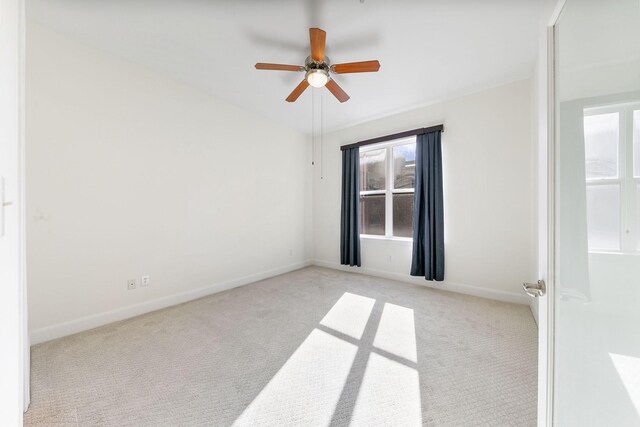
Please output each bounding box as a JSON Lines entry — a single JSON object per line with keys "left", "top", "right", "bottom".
{"left": 320, "top": 89, "right": 324, "bottom": 180}
{"left": 311, "top": 88, "right": 315, "bottom": 166}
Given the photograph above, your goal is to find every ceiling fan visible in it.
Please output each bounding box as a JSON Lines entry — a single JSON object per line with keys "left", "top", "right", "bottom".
{"left": 255, "top": 28, "right": 380, "bottom": 103}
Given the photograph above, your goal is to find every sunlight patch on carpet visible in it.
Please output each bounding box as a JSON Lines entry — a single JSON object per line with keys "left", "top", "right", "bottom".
{"left": 350, "top": 353, "right": 422, "bottom": 426}
{"left": 373, "top": 302, "right": 417, "bottom": 363}
{"left": 233, "top": 328, "right": 358, "bottom": 426}
{"left": 319, "top": 292, "right": 375, "bottom": 340}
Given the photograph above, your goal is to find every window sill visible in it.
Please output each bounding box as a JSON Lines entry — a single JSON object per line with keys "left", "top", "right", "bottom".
{"left": 360, "top": 234, "right": 413, "bottom": 245}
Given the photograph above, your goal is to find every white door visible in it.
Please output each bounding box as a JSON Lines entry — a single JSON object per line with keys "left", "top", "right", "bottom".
{"left": 551, "top": 0, "right": 640, "bottom": 425}
{"left": 0, "top": 0, "right": 27, "bottom": 425}
{"left": 533, "top": 8, "right": 563, "bottom": 425}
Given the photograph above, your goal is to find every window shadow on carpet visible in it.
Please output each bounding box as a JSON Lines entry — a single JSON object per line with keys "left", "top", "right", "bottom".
{"left": 232, "top": 292, "right": 422, "bottom": 426}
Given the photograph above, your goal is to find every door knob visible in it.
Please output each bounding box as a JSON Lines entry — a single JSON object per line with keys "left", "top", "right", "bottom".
{"left": 523, "top": 280, "right": 546, "bottom": 298}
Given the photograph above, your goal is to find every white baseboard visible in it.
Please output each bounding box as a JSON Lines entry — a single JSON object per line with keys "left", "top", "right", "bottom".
{"left": 312, "top": 259, "right": 530, "bottom": 305}
{"left": 31, "top": 258, "right": 530, "bottom": 345}
{"left": 30, "top": 260, "right": 312, "bottom": 345}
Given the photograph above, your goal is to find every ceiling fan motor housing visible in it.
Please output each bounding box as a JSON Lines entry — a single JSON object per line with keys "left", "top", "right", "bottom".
{"left": 305, "top": 55, "right": 330, "bottom": 73}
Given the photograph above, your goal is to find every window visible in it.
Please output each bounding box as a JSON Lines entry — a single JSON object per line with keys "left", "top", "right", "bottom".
{"left": 583, "top": 103, "right": 640, "bottom": 252}
{"left": 360, "top": 137, "right": 416, "bottom": 239}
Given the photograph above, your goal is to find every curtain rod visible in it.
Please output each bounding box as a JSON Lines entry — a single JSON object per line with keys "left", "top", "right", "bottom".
{"left": 340, "top": 124, "right": 444, "bottom": 151}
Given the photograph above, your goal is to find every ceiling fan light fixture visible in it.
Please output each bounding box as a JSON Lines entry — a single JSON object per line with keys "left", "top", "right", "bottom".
{"left": 306, "top": 69, "right": 329, "bottom": 88}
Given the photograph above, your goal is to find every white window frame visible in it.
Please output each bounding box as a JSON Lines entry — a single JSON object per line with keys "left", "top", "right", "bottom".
{"left": 360, "top": 136, "right": 416, "bottom": 241}
{"left": 584, "top": 102, "right": 640, "bottom": 254}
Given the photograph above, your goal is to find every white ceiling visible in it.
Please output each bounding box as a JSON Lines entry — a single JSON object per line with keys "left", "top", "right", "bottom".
{"left": 557, "top": 0, "right": 640, "bottom": 71}
{"left": 27, "top": 0, "right": 541, "bottom": 134}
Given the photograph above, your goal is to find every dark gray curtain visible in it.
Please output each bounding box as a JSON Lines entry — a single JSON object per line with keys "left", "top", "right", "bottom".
{"left": 340, "top": 147, "right": 361, "bottom": 267}
{"left": 411, "top": 131, "right": 444, "bottom": 281}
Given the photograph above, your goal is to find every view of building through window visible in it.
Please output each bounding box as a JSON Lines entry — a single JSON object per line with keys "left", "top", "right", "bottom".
{"left": 359, "top": 137, "right": 416, "bottom": 238}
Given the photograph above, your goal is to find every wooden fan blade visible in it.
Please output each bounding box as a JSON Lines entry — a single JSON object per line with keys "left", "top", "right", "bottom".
{"left": 286, "top": 80, "right": 310, "bottom": 102}
{"left": 331, "top": 60, "right": 381, "bottom": 74}
{"left": 255, "top": 63, "right": 304, "bottom": 72}
{"left": 325, "top": 79, "right": 350, "bottom": 103}
{"left": 309, "top": 28, "right": 326, "bottom": 62}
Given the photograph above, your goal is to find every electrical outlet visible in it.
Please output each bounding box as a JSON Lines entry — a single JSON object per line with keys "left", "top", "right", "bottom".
{"left": 127, "top": 279, "right": 137, "bottom": 290}
{"left": 141, "top": 275, "right": 150, "bottom": 287}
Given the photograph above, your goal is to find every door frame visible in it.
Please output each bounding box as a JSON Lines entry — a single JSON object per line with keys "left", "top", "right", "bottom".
{"left": 0, "top": 0, "right": 28, "bottom": 423}
{"left": 19, "top": 0, "right": 28, "bottom": 411}
{"left": 539, "top": 1, "right": 566, "bottom": 426}
{"left": 542, "top": 23, "right": 557, "bottom": 427}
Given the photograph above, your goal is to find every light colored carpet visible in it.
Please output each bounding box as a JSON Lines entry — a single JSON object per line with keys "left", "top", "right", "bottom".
{"left": 25, "top": 267, "right": 537, "bottom": 426}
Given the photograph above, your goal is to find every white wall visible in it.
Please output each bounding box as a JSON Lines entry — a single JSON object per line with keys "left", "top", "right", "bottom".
{"left": 312, "top": 79, "right": 536, "bottom": 304}
{"left": 26, "top": 22, "right": 312, "bottom": 343}
{"left": 556, "top": 0, "right": 640, "bottom": 103}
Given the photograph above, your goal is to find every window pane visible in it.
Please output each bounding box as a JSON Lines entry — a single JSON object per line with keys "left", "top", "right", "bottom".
{"left": 586, "top": 184, "right": 620, "bottom": 250}
{"left": 634, "top": 110, "right": 640, "bottom": 177}
{"left": 360, "top": 149, "right": 386, "bottom": 191}
{"left": 583, "top": 112, "right": 619, "bottom": 179}
{"left": 360, "top": 194, "right": 385, "bottom": 235}
{"left": 392, "top": 193, "right": 414, "bottom": 238}
{"left": 393, "top": 143, "right": 416, "bottom": 189}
